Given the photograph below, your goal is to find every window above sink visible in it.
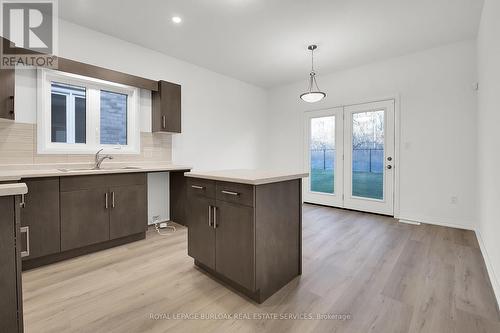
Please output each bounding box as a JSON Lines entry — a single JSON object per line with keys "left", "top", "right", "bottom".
{"left": 37, "top": 69, "right": 141, "bottom": 154}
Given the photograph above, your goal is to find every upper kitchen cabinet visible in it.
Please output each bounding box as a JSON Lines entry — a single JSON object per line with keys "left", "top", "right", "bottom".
{"left": 0, "top": 67, "right": 15, "bottom": 120}
{"left": 152, "top": 80, "right": 181, "bottom": 133}
{"left": 0, "top": 37, "right": 15, "bottom": 120}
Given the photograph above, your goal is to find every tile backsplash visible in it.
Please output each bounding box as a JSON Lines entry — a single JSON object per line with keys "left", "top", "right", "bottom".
{"left": 0, "top": 120, "right": 172, "bottom": 166}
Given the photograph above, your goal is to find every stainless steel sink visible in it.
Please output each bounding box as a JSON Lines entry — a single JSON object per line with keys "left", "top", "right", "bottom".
{"left": 57, "top": 166, "right": 142, "bottom": 172}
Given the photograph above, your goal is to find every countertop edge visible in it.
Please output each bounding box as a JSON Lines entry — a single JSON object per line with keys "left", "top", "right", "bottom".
{"left": 0, "top": 165, "right": 192, "bottom": 182}
{"left": 184, "top": 172, "right": 309, "bottom": 185}
{"left": 0, "top": 183, "right": 28, "bottom": 197}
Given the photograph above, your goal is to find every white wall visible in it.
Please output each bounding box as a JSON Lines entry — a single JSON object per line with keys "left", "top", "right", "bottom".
{"left": 56, "top": 20, "right": 268, "bottom": 170}
{"left": 477, "top": 0, "right": 500, "bottom": 307}
{"left": 264, "top": 40, "right": 478, "bottom": 229}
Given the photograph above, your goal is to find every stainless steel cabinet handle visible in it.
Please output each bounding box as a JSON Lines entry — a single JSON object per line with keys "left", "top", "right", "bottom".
{"left": 105, "top": 192, "right": 109, "bottom": 209}
{"left": 221, "top": 190, "right": 239, "bottom": 196}
{"left": 20, "top": 226, "right": 30, "bottom": 258}
{"left": 208, "top": 205, "right": 212, "bottom": 226}
{"left": 111, "top": 192, "right": 115, "bottom": 208}
{"left": 20, "top": 194, "right": 26, "bottom": 208}
{"left": 162, "top": 115, "right": 166, "bottom": 129}
{"left": 8, "top": 96, "right": 14, "bottom": 115}
{"left": 213, "top": 206, "right": 217, "bottom": 229}
{"left": 191, "top": 185, "right": 204, "bottom": 190}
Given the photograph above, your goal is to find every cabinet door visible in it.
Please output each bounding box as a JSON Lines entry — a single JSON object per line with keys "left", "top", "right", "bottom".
{"left": 0, "top": 197, "right": 19, "bottom": 332}
{"left": 21, "top": 178, "right": 61, "bottom": 259}
{"left": 61, "top": 188, "right": 109, "bottom": 251}
{"left": 0, "top": 67, "right": 15, "bottom": 120}
{"left": 215, "top": 200, "right": 255, "bottom": 291}
{"left": 187, "top": 195, "right": 216, "bottom": 270}
{"left": 152, "top": 80, "right": 181, "bottom": 133}
{"left": 109, "top": 184, "right": 147, "bottom": 240}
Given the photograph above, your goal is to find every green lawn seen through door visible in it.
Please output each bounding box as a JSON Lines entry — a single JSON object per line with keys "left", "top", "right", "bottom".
{"left": 310, "top": 169, "right": 383, "bottom": 200}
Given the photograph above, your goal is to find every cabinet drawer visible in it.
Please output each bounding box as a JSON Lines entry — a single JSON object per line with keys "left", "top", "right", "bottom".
{"left": 61, "top": 173, "right": 146, "bottom": 192}
{"left": 187, "top": 178, "right": 215, "bottom": 199}
{"left": 216, "top": 182, "right": 254, "bottom": 207}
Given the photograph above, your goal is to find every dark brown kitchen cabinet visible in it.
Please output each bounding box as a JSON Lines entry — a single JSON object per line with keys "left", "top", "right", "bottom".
{"left": 214, "top": 200, "right": 255, "bottom": 291}
{"left": 20, "top": 178, "right": 61, "bottom": 259}
{"left": 0, "top": 195, "right": 23, "bottom": 333}
{"left": 186, "top": 177, "right": 302, "bottom": 303}
{"left": 60, "top": 173, "right": 147, "bottom": 252}
{"left": 61, "top": 188, "right": 109, "bottom": 251}
{"left": 0, "top": 67, "right": 15, "bottom": 120}
{"left": 187, "top": 194, "right": 216, "bottom": 270}
{"left": 152, "top": 80, "right": 181, "bottom": 133}
{"left": 109, "top": 184, "right": 147, "bottom": 240}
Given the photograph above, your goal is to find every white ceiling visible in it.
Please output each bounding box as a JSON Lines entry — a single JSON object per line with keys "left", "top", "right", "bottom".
{"left": 59, "top": 0, "right": 484, "bottom": 88}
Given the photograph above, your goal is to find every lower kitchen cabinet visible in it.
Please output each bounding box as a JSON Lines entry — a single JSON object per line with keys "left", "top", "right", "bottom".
{"left": 186, "top": 177, "right": 302, "bottom": 303}
{"left": 109, "top": 184, "right": 147, "bottom": 240}
{"left": 61, "top": 173, "right": 147, "bottom": 251}
{"left": 214, "top": 200, "right": 255, "bottom": 291}
{"left": 187, "top": 194, "right": 216, "bottom": 270}
{"left": 20, "top": 178, "right": 61, "bottom": 259}
{"left": 0, "top": 195, "right": 23, "bottom": 333}
{"left": 61, "top": 188, "right": 110, "bottom": 251}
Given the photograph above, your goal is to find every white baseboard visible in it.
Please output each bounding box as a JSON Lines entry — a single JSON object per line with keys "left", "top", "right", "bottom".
{"left": 475, "top": 229, "right": 500, "bottom": 311}
{"left": 397, "top": 215, "right": 475, "bottom": 231}
{"left": 399, "top": 219, "right": 421, "bottom": 226}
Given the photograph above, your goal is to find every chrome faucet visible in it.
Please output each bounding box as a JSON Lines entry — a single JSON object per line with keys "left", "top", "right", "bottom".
{"left": 94, "top": 149, "right": 113, "bottom": 169}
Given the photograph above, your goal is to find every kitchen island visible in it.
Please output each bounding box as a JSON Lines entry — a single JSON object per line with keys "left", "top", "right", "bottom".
{"left": 184, "top": 170, "right": 308, "bottom": 303}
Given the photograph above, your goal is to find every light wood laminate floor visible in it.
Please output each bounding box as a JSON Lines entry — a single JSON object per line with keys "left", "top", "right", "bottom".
{"left": 23, "top": 204, "right": 500, "bottom": 333}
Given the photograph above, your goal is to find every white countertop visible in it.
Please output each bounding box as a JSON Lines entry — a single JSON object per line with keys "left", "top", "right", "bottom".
{"left": 0, "top": 183, "right": 28, "bottom": 197}
{"left": 184, "top": 169, "right": 309, "bottom": 185}
{"left": 0, "top": 163, "right": 191, "bottom": 181}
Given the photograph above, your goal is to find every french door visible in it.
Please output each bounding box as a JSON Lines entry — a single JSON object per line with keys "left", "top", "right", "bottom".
{"left": 303, "top": 100, "right": 395, "bottom": 216}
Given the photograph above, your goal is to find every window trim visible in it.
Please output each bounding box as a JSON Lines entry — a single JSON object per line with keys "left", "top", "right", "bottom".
{"left": 37, "top": 68, "right": 141, "bottom": 154}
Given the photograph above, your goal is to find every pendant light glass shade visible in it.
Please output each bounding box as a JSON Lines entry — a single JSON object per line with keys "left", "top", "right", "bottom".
{"left": 300, "top": 45, "right": 326, "bottom": 103}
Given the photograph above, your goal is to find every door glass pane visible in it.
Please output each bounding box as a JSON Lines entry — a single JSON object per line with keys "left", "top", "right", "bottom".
{"left": 310, "top": 116, "right": 335, "bottom": 194}
{"left": 352, "top": 110, "right": 384, "bottom": 200}
{"left": 100, "top": 90, "right": 128, "bottom": 145}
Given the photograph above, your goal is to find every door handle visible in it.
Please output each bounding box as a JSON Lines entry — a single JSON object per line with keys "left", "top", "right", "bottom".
{"left": 20, "top": 226, "right": 30, "bottom": 258}
{"left": 162, "top": 115, "right": 166, "bottom": 129}
{"left": 208, "top": 205, "right": 212, "bottom": 227}
{"left": 191, "top": 185, "right": 205, "bottom": 190}
{"left": 111, "top": 191, "right": 115, "bottom": 208}
{"left": 105, "top": 192, "right": 109, "bottom": 209}
{"left": 213, "top": 206, "right": 217, "bottom": 229}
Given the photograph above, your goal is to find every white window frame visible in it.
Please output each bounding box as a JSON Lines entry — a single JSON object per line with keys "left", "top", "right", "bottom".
{"left": 37, "top": 68, "right": 141, "bottom": 154}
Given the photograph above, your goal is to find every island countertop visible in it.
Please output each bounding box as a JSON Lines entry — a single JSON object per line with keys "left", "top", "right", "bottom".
{"left": 184, "top": 169, "right": 309, "bottom": 185}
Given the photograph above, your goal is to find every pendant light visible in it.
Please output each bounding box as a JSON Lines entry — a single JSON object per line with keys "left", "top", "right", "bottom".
{"left": 300, "top": 45, "right": 326, "bottom": 103}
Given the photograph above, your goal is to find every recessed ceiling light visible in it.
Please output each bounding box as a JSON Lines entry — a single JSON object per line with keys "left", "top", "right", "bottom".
{"left": 172, "top": 16, "right": 182, "bottom": 24}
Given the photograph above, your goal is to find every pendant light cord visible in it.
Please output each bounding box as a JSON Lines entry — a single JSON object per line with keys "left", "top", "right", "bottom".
{"left": 311, "top": 47, "right": 315, "bottom": 73}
